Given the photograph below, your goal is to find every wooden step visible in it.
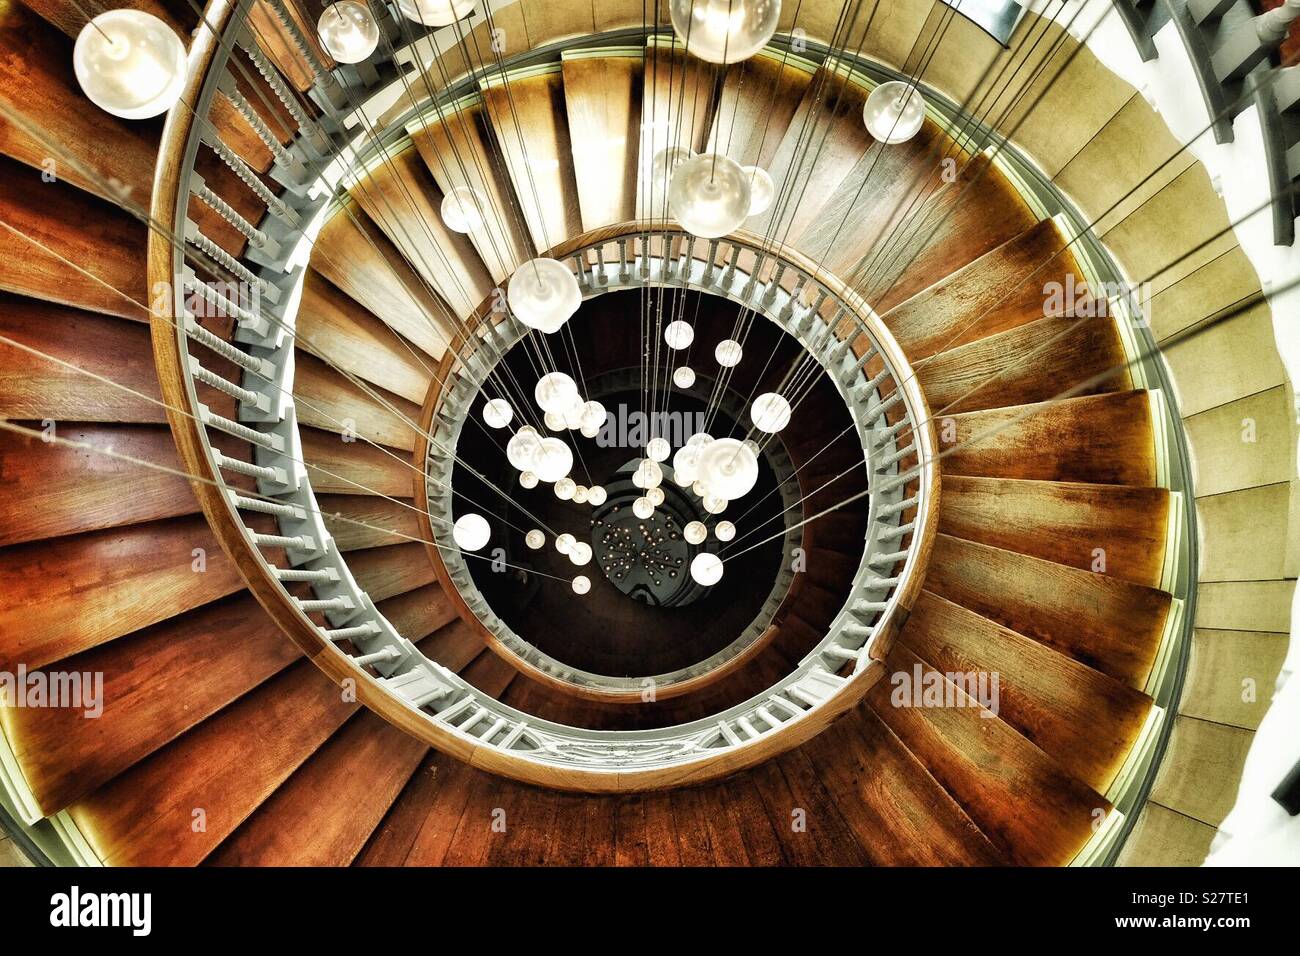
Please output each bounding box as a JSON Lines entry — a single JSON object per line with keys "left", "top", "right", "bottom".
{"left": 409, "top": 105, "right": 532, "bottom": 281}
{"left": 0, "top": 514, "right": 250, "bottom": 672}
{"left": 0, "top": 154, "right": 146, "bottom": 319}
{"left": 705, "top": 52, "right": 812, "bottom": 170}
{"left": 939, "top": 475, "right": 1170, "bottom": 587}
{"left": 881, "top": 219, "right": 1084, "bottom": 360}
{"left": 205, "top": 710, "right": 427, "bottom": 867}
{"left": 917, "top": 312, "right": 1130, "bottom": 414}
{"left": 938, "top": 390, "right": 1157, "bottom": 486}
{"left": 561, "top": 54, "right": 642, "bottom": 230}
{"left": 0, "top": 593, "right": 300, "bottom": 816}
{"left": 344, "top": 147, "right": 492, "bottom": 321}
{"left": 346, "top": 542, "right": 437, "bottom": 604}
{"left": 312, "top": 200, "right": 453, "bottom": 360}
{"left": 293, "top": 351, "right": 423, "bottom": 451}
{"left": 298, "top": 425, "right": 414, "bottom": 498}
{"left": 318, "top": 494, "right": 424, "bottom": 552}
{"left": 747, "top": 67, "right": 872, "bottom": 242}
{"left": 481, "top": 69, "right": 583, "bottom": 250}
{"left": 0, "top": 295, "right": 162, "bottom": 422}
{"left": 377, "top": 583, "right": 458, "bottom": 643}
{"left": 870, "top": 645, "right": 1110, "bottom": 866}
{"left": 295, "top": 269, "right": 433, "bottom": 406}
{"left": 798, "top": 704, "right": 1005, "bottom": 865}
{"left": 66, "top": 659, "right": 356, "bottom": 866}
{"left": 900, "top": 590, "right": 1153, "bottom": 792}
{"left": 925, "top": 533, "right": 1171, "bottom": 688}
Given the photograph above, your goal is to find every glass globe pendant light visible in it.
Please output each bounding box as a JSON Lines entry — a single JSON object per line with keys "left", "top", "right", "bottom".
{"left": 570, "top": 542, "right": 593, "bottom": 566}
{"left": 673, "top": 366, "right": 696, "bottom": 389}
{"left": 554, "top": 477, "right": 576, "bottom": 500}
{"left": 395, "top": 0, "right": 475, "bottom": 27}
{"left": 572, "top": 575, "right": 592, "bottom": 595}
{"left": 744, "top": 166, "right": 775, "bottom": 216}
{"left": 534, "top": 372, "right": 578, "bottom": 414}
{"left": 668, "top": 153, "right": 751, "bottom": 239}
{"left": 572, "top": 485, "right": 589, "bottom": 504}
{"left": 316, "top": 2, "right": 380, "bottom": 64}
{"left": 632, "top": 496, "right": 655, "bottom": 519}
{"left": 683, "top": 521, "right": 708, "bottom": 545}
{"left": 669, "top": 0, "right": 781, "bottom": 64}
{"left": 506, "top": 426, "right": 543, "bottom": 472}
{"left": 544, "top": 411, "right": 566, "bottom": 432}
{"left": 715, "top": 339, "right": 743, "bottom": 367}
{"left": 509, "top": 259, "right": 581, "bottom": 333}
{"left": 647, "top": 487, "right": 665, "bottom": 507}
{"left": 587, "top": 485, "right": 608, "bottom": 506}
{"left": 690, "top": 552, "right": 725, "bottom": 586}
{"left": 533, "top": 437, "right": 574, "bottom": 483}
{"left": 525, "top": 529, "right": 545, "bottom": 550}
{"left": 580, "top": 400, "right": 606, "bottom": 433}
{"left": 646, "top": 437, "right": 671, "bottom": 463}
{"left": 482, "top": 398, "right": 513, "bottom": 429}
{"left": 702, "top": 494, "right": 728, "bottom": 515}
{"left": 863, "top": 80, "right": 926, "bottom": 144}
{"left": 74, "top": 10, "right": 187, "bottom": 120}
{"left": 441, "top": 186, "right": 489, "bottom": 233}
{"left": 714, "top": 520, "right": 736, "bottom": 542}
{"left": 452, "top": 513, "right": 491, "bottom": 551}
{"left": 696, "top": 437, "right": 759, "bottom": 500}
{"left": 631, "top": 458, "right": 663, "bottom": 490}
{"left": 750, "top": 392, "right": 792, "bottom": 433}
{"left": 556, "top": 533, "right": 576, "bottom": 554}
{"left": 664, "top": 320, "right": 694, "bottom": 350}
{"left": 519, "top": 470, "right": 539, "bottom": 489}
{"left": 649, "top": 146, "right": 694, "bottom": 202}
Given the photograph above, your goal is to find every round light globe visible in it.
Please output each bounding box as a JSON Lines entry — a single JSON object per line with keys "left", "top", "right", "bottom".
{"left": 525, "top": 529, "right": 545, "bottom": 550}
{"left": 744, "top": 165, "right": 776, "bottom": 216}
{"left": 690, "top": 552, "right": 725, "bottom": 586}
{"left": 482, "top": 398, "right": 513, "bottom": 429}
{"left": 632, "top": 496, "right": 655, "bottom": 519}
{"left": 673, "top": 366, "right": 696, "bottom": 389}
{"left": 395, "top": 0, "right": 475, "bottom": 27}
{"left": 696, "top": 437, "right": 758, "bottom": 499}
{"left": 534, "top": 372, "right": 578, "bottom": 414}
{"left": 864, "top": 80, "right": 926, "bottom": 145}
{"left": 317, "top": 2, "right": 380, "bottom": 64}
{"left": 452, "top": 513, "right": 490, "bottom": 551}
{"left": 715, "top": 339, "right": 743, "bottom": 367}
{"left": 750, "top": 392, "right": 792, "bottom": 433}
{"left": 509, "top": 258, "right": 580, "bottom": 333}
{"left": 441, "top": 185, "right": 488, "bottom": 233}
{"left": 572, "top": 575, "right": 591, "bottom": 595}
{"left": 683, "top": 521, "right": 708, "bottom": 545}
{"left": 714, "top": 520, "right": 736, "bottom": 542}
{"left": 646, "top": 437, "right": 671, "bottom": 462}
{"left": 669, "top": 0, "right": 781, "bottom": 64}
{"left": 74, "top": 11, "right": 187, "bottom": 120}
{"left": 668, "top": 153, "right": 752, "bottom": 238}
{"left": 664, "top": 320, "right": 694, "bottom": 350}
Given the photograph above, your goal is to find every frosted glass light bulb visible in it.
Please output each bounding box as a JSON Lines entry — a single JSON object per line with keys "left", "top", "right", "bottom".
{"left": 74, "top": 11, "right": 187, "bottom": 120}
{"left": 554, "top": 477, "right": 576, "bottom": 500}
{"left": 572, "top": 485, "right": 589, "bottom": 504}
{"left": 646, "top": 437, "right": 671, "bottom": 462}
{"left": 507, "top": 427, "right": 543, "bottom": 471}
{"left": 864, "top": 81, "right": 926, "bottom": 145}
{"left": 544, "top": 410, "right": 566, "bottom": 432}
{"left": 317, "top": 2, "right": 380, "bottom": 64}
{"left": 395, "top": 0, "right": 475, "bottom": 27}
{"left": 482, "top": 398, "right": 513, "bottom": 429}
{"left": 697, "top": 437, "right": 758, "bottom": 499}
{"left": 556, "top": 533, "right": 576, "bottom": 554}
{"left": 673, "top": 366, "right": 696, "bottom": 389}
{"left": 632, "top": 458, "right": 663, "bottom": 489}
{"left": 633, "top": 496, "right": 655, "bottom": 519}
{"left": 452, "top": 513, "right": 490, "bottom": 551}
{"left": 690, "top": 552, "right": 725, "bottom": 586}
{"left": 669, "top": 0, "right": 781, "bottom": 64}
{"left": 588, "top": 485, "right": 607, "bottom": 506}
{"left": 525, "top": 529, "right": 545, "bottom": 550}
{"left": 441, "top": 186, "right": 488, "bottom": 233}
{"left": 703, "top": 494, "right": 728, "bottom": 515}
{"left": 669, "top": 153, "right": 752, "bottom": 238}
{"left": 647, "top": 487, "right": 665, "bottom": 506}
{"left": 509, "top": 258, "right": 581, "bottom": 333}
{"left": 714, "top": 520, "right": 736, "bottom": 542}
{"left": 560, "top": 396, "right": 587, "bottom": 430}
{"left": 649, "top": 146, "right": 694, "bottom": 202}
{"left": 664, "top": 320, "right": 694, "bottom": 350}
{"left": 684, "top": 521, "right": 707, "bottom": 545}
{"left": 533, "top": 437, "right": 573, "bottom": 483}
{"left": 715, "top": 339, "right": 743, "bottom": 367}
{"left": 570, "top": 542, "right": 593, "bottom": 566}
{"left": 572, "top": 575, "right": 591, "bottom": 595}
{"left": 744, "top": 165, "right": 775, "bottom": 216}
{"left": 580, "top": 400, "right": 606, "bottom": 431}
{"left": 519, "top": 471, "right": 539, "bottom": 489}
{"left": 750, "top": 392, "right": 792, "bottom": 433}
{"left": 534, "top": 372, "right": 578, "bottom": 413}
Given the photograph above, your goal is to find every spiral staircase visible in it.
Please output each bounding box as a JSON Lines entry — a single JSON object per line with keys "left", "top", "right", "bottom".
{"left": 0, "top": 0, "right": 1293, "bottom": 868}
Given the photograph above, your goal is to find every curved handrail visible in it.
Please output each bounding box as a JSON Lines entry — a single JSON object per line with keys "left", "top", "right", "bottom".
{"left": 150, "top": 1, "right": 939, "bottom": 790}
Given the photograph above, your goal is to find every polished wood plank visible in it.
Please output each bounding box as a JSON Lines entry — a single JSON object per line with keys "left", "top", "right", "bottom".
{"left": 925, "top": 533, "right": 1171, "bottom": 688}
{"left": 636, "top": 45, "right": 718, "bottom": 218}
{"left": 298, "top": 425, "right": 414, "bottom": 497}
{"left": 939, "top": 475, "right": 1170, "bottom": 587}
{"left": 293, "top": 350, "right": 423, "bottom": 451}
{"left": 318, "top": 493, "right": 425, "bottom": 552}
{"left": 346, "top": 542, "right": 438, "bottom": 604}
{"left": 562, "top": 55, "right": 642, "bottom": 229}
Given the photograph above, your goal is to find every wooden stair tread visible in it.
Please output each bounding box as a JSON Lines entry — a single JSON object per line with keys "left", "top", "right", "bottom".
{"left": 939, "top": 389, "right": 1157, "bottom": 486}
{"left": 925, "top": 533, "right": 1171, "bottom": 688}
{"left": 939, "top": 475, "right": 1170, "bottom": 587}
{"left": 298, "top": 425, "right": 414, "bottom": 498}
{"left": 318, "top": 493, "right": 425, "bottom": 552}
{"left": 293, "top": 350, "right": 423, "bottom": 452}
{"left": 561, "top": 54, "right": 642, "bottom": 230}
{"left": 901, "top": 590, "right": 1154, "bottom": 792}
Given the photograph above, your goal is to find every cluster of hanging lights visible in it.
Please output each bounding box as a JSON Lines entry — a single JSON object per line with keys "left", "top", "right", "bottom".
{"left": 69, "top": 0, "right": 927, "bottom": 598}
